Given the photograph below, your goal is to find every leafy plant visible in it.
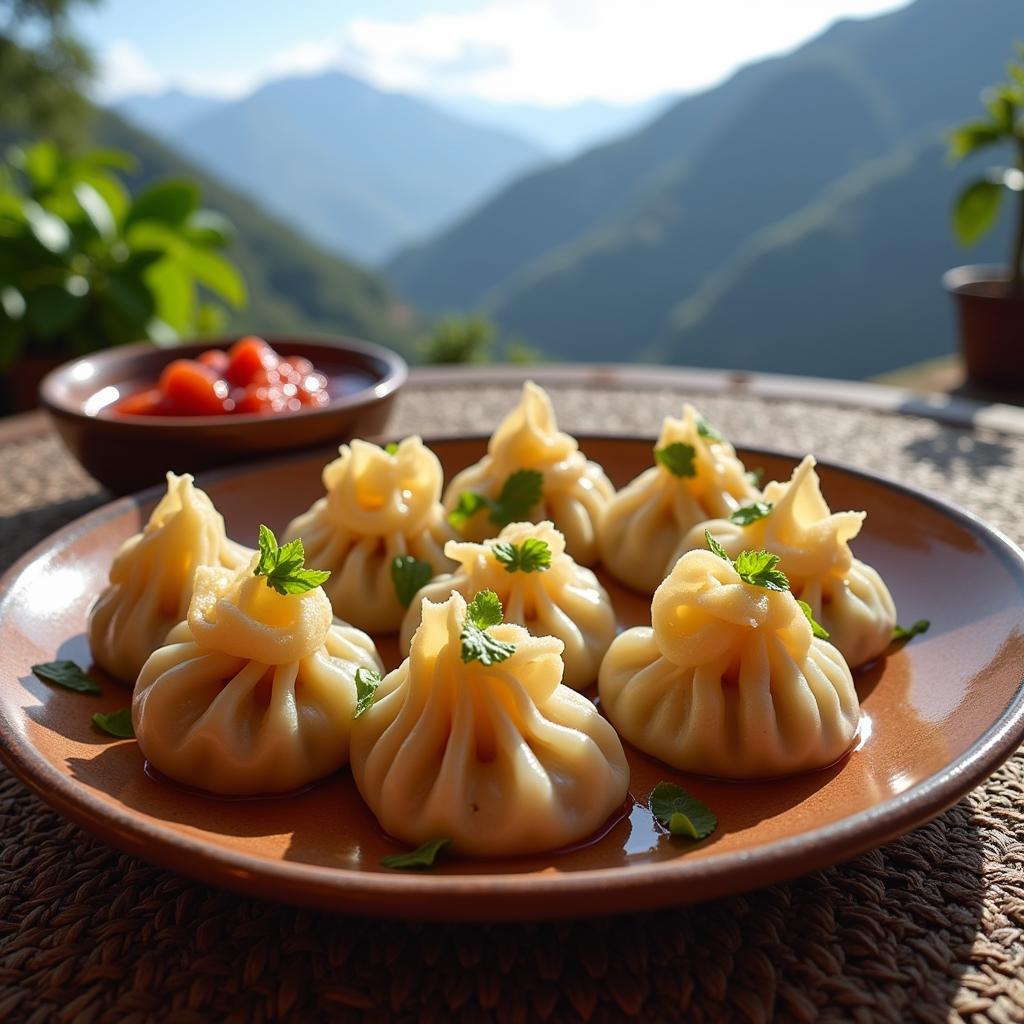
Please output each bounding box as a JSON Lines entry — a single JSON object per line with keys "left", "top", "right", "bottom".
{"left": 0, "top": 139, "right": 247, "bottom": 369}
{"left": 420, "top": 313, "right": 493, "bottom": 364}
{"left": 949, "top": 43, "right": 1024, "bottom": 288}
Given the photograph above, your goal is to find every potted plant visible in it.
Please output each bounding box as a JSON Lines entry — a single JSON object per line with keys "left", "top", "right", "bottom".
{"left": 945, "top": 46, "right": 1024, "bottom": 390}
{"left": 0, "top": 141, "right": 247, "bottom": 413}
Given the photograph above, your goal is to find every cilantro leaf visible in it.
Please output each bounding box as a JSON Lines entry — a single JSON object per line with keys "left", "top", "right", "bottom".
{"left": 746, "top": 467, "right": 765, "bottom": 487}
{"left": 729, "top": 501, "right": 773, "bottom": 526}
{"left": 448, "top": 470, "right": 544, "bottom": 531}
{"left": 254, "top": 524, "right": 331, "bottom": 595}
{"left": 461, "top": 590, "right": 515, "bottom": 665}
{"left": 492, "top": 537, "right": 552, "bottom": 574}
{"left": 353, "top": 667, "right": 383, "bottom": 719}
{"left": 649, "top": 782, "right": 717, "bottom": 840}
{"left": 892, "top": 620, "right": 930, "bottom": 642}
{"left": 798, "top": 600, "right": 831, "bottom": 639}
{"left": 92, "top": 708, "right": 134, "bottom": 738}
{"left": 31, "top": 660, "right": 101, "bottom": 695}
{"left": 380, "top": 837, "right": 450, "bottom": 870}
{"left": 654, "top": 442, "right": 697, "bottom": 478}
{"left": 734, "top": 550, "right": 789, "bottom": 591}
{"left": 391, "top": 555, "right": 433, "bottom": 608}
{"left": 384, "top": 441, "right": 400, "bottom": 455}
{"left": 697, "top": 417, "right": 726, "bottom": 443}
{"left": 447, "top": 490, "right": 491, "bottom": 529}
{"left": 704, "top": 530, "right": 730, "bottom": 562}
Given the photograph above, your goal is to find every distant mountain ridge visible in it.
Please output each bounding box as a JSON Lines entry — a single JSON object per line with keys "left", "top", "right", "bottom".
{"left": 119, "top": 71, "right": 545, "bottom": 264}
{"left": 387, "top": 0, "right": 1018, "bottom": 378}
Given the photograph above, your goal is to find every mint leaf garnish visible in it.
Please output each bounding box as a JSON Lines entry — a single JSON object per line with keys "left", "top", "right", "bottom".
{"left": 654, "top": 442, "right": 697, "bottom": 478}
{"left": 729, "top": 501, "right": 773, "bottom": 526}
{"left": 92, "top": 708, "right": 134, "bottom": 738}
{"left": 448, "top": 490, "right": 490, "bottom": 529}
{"left": 697, "top": 417, "right": 725, "bottom": 443}
{"left": 734, "top": 550, "right": 789, "bottom": 591}
{"left": 31, "top": 660, "right": 101, "bottom": 695}
{"left": 460, "top": 590, "right": 515, "bottom": 665}
{"left": 384, "top": 441, "right": 400, "bottom": 455}
{"left": 449, "top": 469, "right": 544, "bottom": 530}
{"left": 649, "top": 782, "right": 717, "bottom": 840}
{"left": 391, "top": 555, "right": 433, "bottom": 609}
{"left": 798, "top": 599, "right": 830, "bottom": 639}
{"left": 353, "top": 667, "right": 383, "bottom": 719}
{"left": 704, "top": 530, "right": 730, "bottom": 562}
{"left": 492, "top": 537, "right": 552, "bottom": 574}
{"left": 893, "top": 620, "right": 930, "bottom": 642}
{"left": 380, "top": 837, "right": 450, "bottom": 870}
{"left": 255, "top": 524, "right": 330, "bottom": 595}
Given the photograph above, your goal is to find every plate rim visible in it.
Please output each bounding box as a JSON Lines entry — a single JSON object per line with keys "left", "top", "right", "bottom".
{"left": 1, "top": 436, "right": 1023, "bottom": 919}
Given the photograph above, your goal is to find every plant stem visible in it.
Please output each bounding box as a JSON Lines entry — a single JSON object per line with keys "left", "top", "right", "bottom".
{"left": 1012, "top": 138, "right": 1024, "bottom": 292}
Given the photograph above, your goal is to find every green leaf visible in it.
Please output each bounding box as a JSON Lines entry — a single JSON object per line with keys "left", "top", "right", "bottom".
{"left": 24, "top": 282, "right": 86, "bottom": 337}
{"left": 649, "top": 782, "right": 717, "bottom": 840}
{"left": 380, "top": 837, "right": 450, "bottom": 870}
{"left": 892, "top": 620, "right": 930, "bottom": 642}
{"left": 734, "top": 550, "right": 789, "bottom": 591}
{"left": 448, "top": 490, "right": 491, "bottom": 529}
{"left": 391, "top": 555, "right": 433, "bottom": 608}
{"left": 186, "top": 247, "right": 247, "bottom": 309}
{"left": 353, "top": 667, "right": 383, "bottom": 719}
{"left": 705, "top": 530, "right": 730, "bottom": 562}
{"left": 384, "top": 441, "right": 400, "bottom": 455}
{"left": 953, "top": 180, "right": 1003, "bottom": 245}
{"left": 126, "top": 180, "right": 199, "bottom": 228}
{"left": 184, "top": 209, "right": 235, "bottom": 248}
{"left": 798, "top": 599, "right": 830, "bottom": 639}
{"left": 105, "top": 270, "right": 156, "bottom": 328}
{"left": 92, "top": 708, "right": 134, "bottom": 738}
{"left": 23, "top": 199, "right": 70, "bottom": 254}
{"left": 948, "top": 121, "right": 1007, "bottom": 161}
{"left": 19, "top": 141, "right": 60, "bottom": 190}
{"left": 696, "top": 417, "right": 725, "bottom": 443}
{"left": 493, "top": 469, "right": 543, "bottom": 526}
{"left": 728, "top": 501, "right": 773, "bottom": 526}
{"left": 461, "top": 590, "right": 515, "bottom": 665}
{"left": 143, "top": 258, "right": 195, "bottom": 333}
{"left": 72, "top": 182, "right": 116, "bottom": 241}
{"left": 254, "top": 524, "right": 331, "bottom": 595}
{"left": 654, "top": 442, "right": 697, "bottom": 478}
{"left": 31, "top": 660, "right": 101, "bottom": 695}
{"left": 492, "top": 537, "right": 552, "bottom": 573}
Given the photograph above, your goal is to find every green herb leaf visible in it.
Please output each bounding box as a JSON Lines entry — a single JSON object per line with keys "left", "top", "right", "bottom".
{"left": 492, "top": 537, "right": 552, "bottom": 574}
{"left": 649, "top": 782, "right": 717, "bottom": 840}
{"left": 696, "top": 417, "right": 725, "bottom": 443}
{"left": 734, "top": 550, "right": 790, "bottom": 591}
{"left": 380, "top": 837, "right": 450, "bottom": 870}
{"left": 953, "top": 179, "right": 1003, "bottom": 246}
{"left": 91, "top": 708, "right": 134, "bottom": 738}
{"left": 254, "top": 524, "right": 331, "bottom": 595}
{"left": 448, "top": 490, "right": 491, "bottom": 529}
{"left": 892, "top": 620, "right": 931, "bottom": 642}
{"left": 384, "top": 441, "right": 399, "bottom": 455}
{"left": 353, "top": 667, "right": 383, "bottom": 719}
{"left": 391, "top": 555, "right": 433, "bottom": 609}
{"left": 448, "top": 470, "right": 545, "bottom": 530}
{"left": 746, "top": 467, "right": 765, "bottom": 487}
{"left": 729, "top": 501, "right": 773, "bottom": 526}
{"left": 705, "top": 530, "right": 730, "bottom": 562}
{"left": 798, "top": 600, "right": 831, "bottom": 639}
{"left": 461, "top": 590, "right": 515, "bottom": 665}
{"left": 654, "top": 442, "right": 697, "bottom": 478}
{"left": 31, "top": 660, "right": 101, "bottom": 695}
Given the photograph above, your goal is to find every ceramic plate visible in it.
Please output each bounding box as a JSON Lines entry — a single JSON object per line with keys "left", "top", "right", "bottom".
{"left": 1, "top": 438, "right": 1022, "bottom": 921}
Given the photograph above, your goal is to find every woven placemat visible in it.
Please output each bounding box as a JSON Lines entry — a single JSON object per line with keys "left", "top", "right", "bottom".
{"left": 2, "top": 374, "right": 1023, "bottom": 1023}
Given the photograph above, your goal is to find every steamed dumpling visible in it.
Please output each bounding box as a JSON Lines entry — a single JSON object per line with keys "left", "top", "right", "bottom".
{"left": 352, "top": 591, "right": 629, "bottom": 856}
{"left": 283, "top": 436, "right": 456, "bottom": 633}
{"left": 442, "top": 382, "right": 613, "bottom": 565}
{"left": 399, "top": 521, "right": 616, "bottom": 690}
{"left": 685, "top": 456, "right": 897, "bottom": 667}
{"left": 88, "top": 472, "right": 250, "bottom": 684}
{"left": 599, "top": 548, "right": 859, "bottom": 778}
{"left": 599, "top": 405, "right": 760, "bottom": 594}
{"left": 133, "top": 556, "right": 382, "bottom": 795}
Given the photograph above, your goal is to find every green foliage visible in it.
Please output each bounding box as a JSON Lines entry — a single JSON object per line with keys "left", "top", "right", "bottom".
{"left": 491, "top": 537, "right": 552, "bottom": 574}
{"left": 0, "top": 139, "right": 247, "bottom": 367}
{"left": 948, "top": 43, "right": 1024, "bottom": 283}
{"left": 254, "top": 524, "right": 329, "bottom": 595}
{"left": 420, "top": 313, "right": 493, "bottom": 364}
{"left": 460, "top": 590, "right": 516, "bottom": 666}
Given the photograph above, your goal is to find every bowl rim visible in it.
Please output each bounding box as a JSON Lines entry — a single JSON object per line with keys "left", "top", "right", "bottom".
{"left": 38, "top": 333, "right": 408, "bottom": 430}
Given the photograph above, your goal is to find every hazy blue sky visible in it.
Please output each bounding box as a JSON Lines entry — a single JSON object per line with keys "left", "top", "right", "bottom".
{"left": 78, "top": 0, "right": 913, "bottom": 107}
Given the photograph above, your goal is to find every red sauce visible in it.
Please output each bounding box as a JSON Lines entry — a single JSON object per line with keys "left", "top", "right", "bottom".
{"left": 113, "top": 336, "right": 330, "bottom": 417}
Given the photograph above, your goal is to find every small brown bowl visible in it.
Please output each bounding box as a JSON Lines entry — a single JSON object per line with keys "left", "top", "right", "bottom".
{"left": 39, "top": 335, "right": 407, "bottom": 494}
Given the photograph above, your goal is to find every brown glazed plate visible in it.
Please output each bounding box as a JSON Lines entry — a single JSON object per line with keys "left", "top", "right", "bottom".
{"left": 0, "top": 436, "right": 1022, "bottom": 921}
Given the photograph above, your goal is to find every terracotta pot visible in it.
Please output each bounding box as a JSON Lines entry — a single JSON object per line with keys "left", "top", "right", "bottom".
{"left": 0, "top": 353, "right": 67, "bottom": 414}
{"left": 943, "top": 265, "right": 1024, "bottom": 390}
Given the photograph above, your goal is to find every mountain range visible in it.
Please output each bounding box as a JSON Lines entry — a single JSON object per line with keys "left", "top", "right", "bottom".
{"left": 387, "top": 0, "right": 1019, "bottom": 378}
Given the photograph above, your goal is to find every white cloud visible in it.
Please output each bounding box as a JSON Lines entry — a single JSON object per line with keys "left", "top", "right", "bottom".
{"left": 96, "top": 40, "right": 167, "bottom": 101}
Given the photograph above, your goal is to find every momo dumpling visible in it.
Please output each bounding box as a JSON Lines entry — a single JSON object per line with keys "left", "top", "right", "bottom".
{"left": 599, "top": 406, "right": 760, "bottom": 594}
{"left": 283, "top": 436, "right": 456, "bottom": 633}
{"left": 133, "top": 550, "right": 382, "bottom": 796}
{"left": 352, "top": 591, "right": 629, "bottom": 856}
{"left": 599, "top": 548, "right": 859, "bottom": 778}
{"left": 88, "top": 472, "right": 250, "bottom": 684}
{"left": 399, "top": 521, "right": 615, "bottom": 690}
{"left": 443, "top": 382, "right": 613, "bottom": 565}
{"left": 686, "top": 456, "right": 897, "bottom": 667}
